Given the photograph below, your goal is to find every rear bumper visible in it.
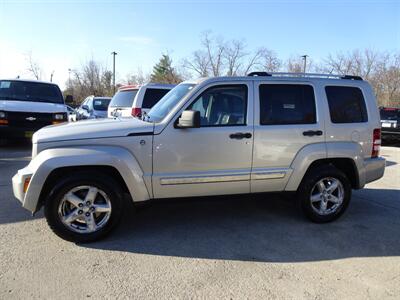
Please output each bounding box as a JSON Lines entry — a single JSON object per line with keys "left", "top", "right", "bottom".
{"left": 364, "top": 157, "right": 386, "bottom": 184}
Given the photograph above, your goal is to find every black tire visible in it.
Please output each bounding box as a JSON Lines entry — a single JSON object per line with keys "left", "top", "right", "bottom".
{"left": 44, "top": 172, "right": 124, "bottom": 243}
{"left": 297, "top": 164, "right": 351, "bottom": 223}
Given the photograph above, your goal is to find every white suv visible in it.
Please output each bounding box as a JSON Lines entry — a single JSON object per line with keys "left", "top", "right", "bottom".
{"left": 107, "top": 83, "right": 175, "bottom": 118}
{"left": 12, "top": 72, "right": 385, "bottom": 243}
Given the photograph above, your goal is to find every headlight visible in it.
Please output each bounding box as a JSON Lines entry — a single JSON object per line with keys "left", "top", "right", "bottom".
{"left": 0, "top": 111, "right": 6, "bottom": 119}
{"left": 54, "top": 113, "right": 65, "bottom": 120}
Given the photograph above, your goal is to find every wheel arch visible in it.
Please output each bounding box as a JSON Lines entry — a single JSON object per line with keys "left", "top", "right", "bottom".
{"left": 285, "top": 142, "right": 364, "bottom": 191}
{"left": 23, "top": 146, "right": 151, "bottom": 213}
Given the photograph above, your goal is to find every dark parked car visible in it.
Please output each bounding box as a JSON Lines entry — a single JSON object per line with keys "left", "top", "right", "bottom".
{"left": 380, "top": 107, "right": 400, "bottom": 142}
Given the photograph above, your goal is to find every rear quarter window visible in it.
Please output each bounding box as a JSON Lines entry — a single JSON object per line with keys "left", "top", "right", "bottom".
{"left": 325, "top": 86, "right": 368, "bottom": 123}
{"left": 142, "top": 88, "right": 170, "bottom": 109}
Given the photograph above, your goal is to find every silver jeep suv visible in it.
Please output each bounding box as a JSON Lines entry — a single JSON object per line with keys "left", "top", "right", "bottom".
{"left": 12, "top": 72, "right": 386, "bottom": 242}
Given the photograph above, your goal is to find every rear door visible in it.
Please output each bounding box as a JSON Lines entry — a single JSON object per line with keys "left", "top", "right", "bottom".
{"left": 252, "top": 81, "right": 324, "bottom": 192}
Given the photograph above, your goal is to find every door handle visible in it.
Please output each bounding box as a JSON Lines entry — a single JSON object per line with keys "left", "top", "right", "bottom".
{"left": 229, "top": 132, "right": 252, "bottom": 139}
{"left": 303, "top": 130, "right": 323, "bottom": 137}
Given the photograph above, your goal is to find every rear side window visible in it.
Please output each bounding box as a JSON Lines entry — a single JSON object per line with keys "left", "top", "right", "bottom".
{"left": 259, "top": 84, "right": 316, "bottom": 125}
{"left": 142, "top": 88, "right": 170, "bottom": 108}
{"left": 325, "top": 86, "right": 368, "bottom": 123}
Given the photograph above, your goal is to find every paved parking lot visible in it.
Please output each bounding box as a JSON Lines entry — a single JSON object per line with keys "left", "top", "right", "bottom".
{"left": 0, "top": 142, "right": 399, "bottom": 299}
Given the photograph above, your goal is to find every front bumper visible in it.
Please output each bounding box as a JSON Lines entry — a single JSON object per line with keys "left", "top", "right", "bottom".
{"left": 0, "top": 126, "right": 37, "bottom": 139}
{"left": 12, "top": 167, "right": 34, "bottom": 210}
{"left": 364, "top": 157, "right": 386, "bottom": 184}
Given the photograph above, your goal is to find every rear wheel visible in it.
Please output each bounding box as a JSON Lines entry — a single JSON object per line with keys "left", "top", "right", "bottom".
{"left": 44, "top": 172, "right": 124, "bottom": 243}
{"left": 297, "top": 165, "right": 351, "bottom": 223}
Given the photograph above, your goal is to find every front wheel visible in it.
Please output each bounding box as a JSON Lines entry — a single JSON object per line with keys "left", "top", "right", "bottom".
{"left": 297, "top": 165, "right": 352, "bottom": 223}
{"left": 44, "top": 172, "right": 124, "bottom": 243}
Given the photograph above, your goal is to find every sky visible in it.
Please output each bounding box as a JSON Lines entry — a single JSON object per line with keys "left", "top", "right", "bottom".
{"left": 0, "top": 0, "right": 399, "bottom": 89}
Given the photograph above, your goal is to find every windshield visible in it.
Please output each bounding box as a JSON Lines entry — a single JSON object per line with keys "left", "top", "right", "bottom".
{"left": 0, "top": 80, "right": 64, "bottom": 104}
{"left": 93, "top": 98, "right": 111, "bottom": 111}
{"left": 109, "top": 89, "right": 138, "bottom": 107}
{"left": 380, "top": 109, "right": 399, "bottom": 121}
{"left": 147, "top": 84, "right": 195, "bottom": 122}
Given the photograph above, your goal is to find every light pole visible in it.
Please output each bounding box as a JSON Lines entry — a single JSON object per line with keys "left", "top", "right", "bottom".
{"left": 111, "top": 51, "right": 117, "bottom": 94}
{"left": 301, "top": 55, "right": 309, "bottom": 73}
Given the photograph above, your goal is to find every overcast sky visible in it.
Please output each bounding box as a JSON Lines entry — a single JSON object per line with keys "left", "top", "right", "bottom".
{"left": 0, "top": 0, "right": 399, "bottom": 89}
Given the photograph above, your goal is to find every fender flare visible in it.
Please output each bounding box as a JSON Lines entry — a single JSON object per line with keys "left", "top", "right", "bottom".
{"left": 284, "top": 142, "right": 365, "bottom": 191}
{"left": 22, "top": 146, "right": 150, "bottom": 212}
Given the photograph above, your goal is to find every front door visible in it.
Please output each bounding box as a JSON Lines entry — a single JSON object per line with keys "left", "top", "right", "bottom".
{"left": 152, "top": 82, "right": 254, "bottom": 199}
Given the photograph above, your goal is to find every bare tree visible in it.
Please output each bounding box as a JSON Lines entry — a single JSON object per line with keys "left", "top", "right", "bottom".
{"left": 125, "top": 68, "right": 150, "bottom": 85}
{"left": 224, "top": 40, "right": 247, "bottom": 76}
{"left": 183, "top": 50, "right": 210, "bottom": 77}
{"left": 26, "top": 52, "right": 42, "bottom": 80}
{"left": 286, "top": 55, "right": 312, "bottom": 73}
{"left": 202, "top": 31, "right": 225, "bottom": 76}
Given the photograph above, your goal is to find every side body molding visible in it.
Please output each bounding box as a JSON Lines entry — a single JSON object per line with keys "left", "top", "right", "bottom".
{"left": 21, "top": 146, "right": 149, "bottom": 212}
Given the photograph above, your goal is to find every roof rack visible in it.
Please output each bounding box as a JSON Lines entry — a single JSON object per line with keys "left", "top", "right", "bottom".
{"left": 247, "top": 72, "right": 363, "bottom": 80}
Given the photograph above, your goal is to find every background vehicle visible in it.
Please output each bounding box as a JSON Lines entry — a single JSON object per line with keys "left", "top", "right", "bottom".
{"left": 76, "top": 96, "right": 111, "bottom": 120}
{"left": 108, "top": 83, "right": 175, "bottom": 118}
{"left": 0, "top": 79, "right": 71, "bottom": 141}
{"left": 380, "top": 107, "right": 400, "bottom": 142}
{"left": 12, "top": 73, "right": 385, "bottom": 243}
{"left": 66, "top": 105, "right": 77, "bottom": 122}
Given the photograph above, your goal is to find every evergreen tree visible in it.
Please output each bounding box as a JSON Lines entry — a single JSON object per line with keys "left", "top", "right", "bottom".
{"left": 150, "top": 54, "right": 182, "bottom": 84}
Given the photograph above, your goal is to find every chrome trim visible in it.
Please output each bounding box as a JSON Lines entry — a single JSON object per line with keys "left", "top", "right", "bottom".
{"left": 251, "top": 171, "right": 286, "bottom": 180}
{"left": 160, "top": 174, "right": 250, "bottom": 185}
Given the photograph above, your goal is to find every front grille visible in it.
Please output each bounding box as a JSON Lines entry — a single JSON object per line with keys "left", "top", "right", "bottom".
{"left": 7, "top": 111, "right": 54, "bottom": 130}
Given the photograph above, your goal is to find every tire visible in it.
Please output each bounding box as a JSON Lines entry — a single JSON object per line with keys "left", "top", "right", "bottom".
{"left": 297, "top": 164, "right": 351, "bottom": 223}
{"left": 44, "top": 172, "right": 124, "bottom": 243}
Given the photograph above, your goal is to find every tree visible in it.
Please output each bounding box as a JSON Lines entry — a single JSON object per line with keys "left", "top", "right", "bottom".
{"left": 125, "top": 68, "right": 150, "bottom": 85}
{"left": 26, "top": 51, "right": 42, "bottom": 80}
{"left": 64, "top": 59, "right": 114, "bottom": 104}
{"left": 150, "top": 54, "right": 182, "bottom": 84}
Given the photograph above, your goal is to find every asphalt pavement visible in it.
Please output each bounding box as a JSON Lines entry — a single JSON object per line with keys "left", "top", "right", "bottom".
{"left": 0, "top": 141, "right": 399, "bottom": 299}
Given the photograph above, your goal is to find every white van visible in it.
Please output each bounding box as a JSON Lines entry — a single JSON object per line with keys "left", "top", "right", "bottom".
{"left": 0, "top": 79, "right": 71, "bottom": 141}
{"left": 108, "top": 83, "right": 175, "bottom": 118}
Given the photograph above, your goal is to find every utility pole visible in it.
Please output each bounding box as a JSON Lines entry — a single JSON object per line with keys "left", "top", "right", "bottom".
{"left": 301, "top": 55, "right": 309, "bottom": 73}
{"left": 111, "top": 51, "right": 117, "bottom": 94}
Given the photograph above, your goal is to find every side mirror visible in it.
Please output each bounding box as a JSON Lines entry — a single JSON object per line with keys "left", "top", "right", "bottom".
{"left": 81, "top": 105, "right": 89, "bottom": 111}
{"left": 177, "top": 110, "right": 200, "bottom": 128}
{"left": 65, "top": 95, "right": 73, "bottom": 104}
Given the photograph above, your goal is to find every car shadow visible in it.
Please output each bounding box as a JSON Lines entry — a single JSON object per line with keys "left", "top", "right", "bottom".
{"left": 83, "top": 189, "right": 400, "bottom": 263}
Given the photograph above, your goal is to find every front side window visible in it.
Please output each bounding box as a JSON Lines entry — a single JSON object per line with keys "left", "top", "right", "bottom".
{"left": 259, "top": 84, "right": 316, "bottom": 125}
{"left": 187, "top": 85, "right": 248, "bottom": 127}
{"left": 142, "top": 88, "right": 171, "bottom": 108}
{"left": 325, "top": 86, "right": 368, "bottom": 123}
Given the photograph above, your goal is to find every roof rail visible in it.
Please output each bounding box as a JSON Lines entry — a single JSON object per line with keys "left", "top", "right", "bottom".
{"left": 246, "top": 72, "right": 363, "bottom": 80}
{"left": 247, "top": 72, "right": 272, "bottom": 77}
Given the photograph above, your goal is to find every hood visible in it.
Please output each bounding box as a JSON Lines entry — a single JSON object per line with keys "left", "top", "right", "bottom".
{"left": 33, "top": 117, "right": 154, "bottom": 143}
{"left": 0, "top": 100, "right": 67, "bottom": 113}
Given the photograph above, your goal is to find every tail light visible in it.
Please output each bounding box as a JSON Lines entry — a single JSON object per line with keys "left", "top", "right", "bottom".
{"left": 371, "top": 128, "right": 381, "bottom": 158}
{"left": 131, "top": 107, "right": 142, "bottom": 117}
